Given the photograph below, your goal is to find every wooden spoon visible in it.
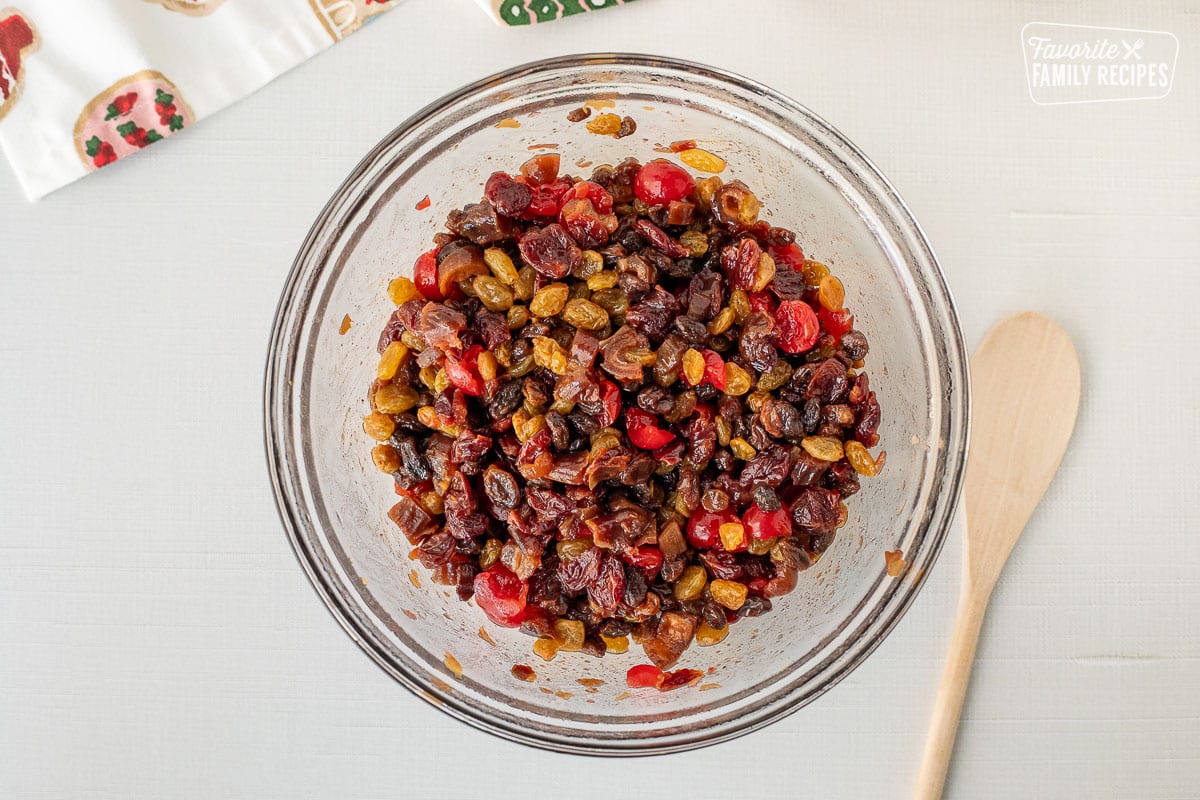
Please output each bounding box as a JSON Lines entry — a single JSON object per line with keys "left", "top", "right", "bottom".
{"left": 914, "top": 312, "right": 1081, "bottom": 799}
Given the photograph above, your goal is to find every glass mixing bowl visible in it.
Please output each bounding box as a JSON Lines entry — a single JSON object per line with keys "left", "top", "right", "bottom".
{"left": 264, "top": 54, "right": 968, "bottom": 755}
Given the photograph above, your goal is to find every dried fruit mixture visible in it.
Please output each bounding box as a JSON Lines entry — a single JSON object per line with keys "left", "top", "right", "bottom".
{"left": 365, "top": 152, "right": 885, "bottom": 674}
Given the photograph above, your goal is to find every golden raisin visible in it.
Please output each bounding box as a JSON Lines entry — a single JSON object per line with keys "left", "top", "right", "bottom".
{"left": 623, "top": 347, "right": 657, "bottom": 366}
{"left": 513, "top": 266, "right": 536, "bottom": 301}
{"left": 476, "top": 351, "right": 498, "bottom": 382}
{"left": 748, "top": 536, "right": 778, "bottom": 556}
{"left": 801, "top": 259, "right": 831, "bottom": 286}
{"left": 817, "top": 274, "right": 845, "bottom": 311}
{"left": 553, "top": 619, "right": 586, "bottom": 652}
{"left": 757, "top": 361, "right": 793, "bottom": 391}
{"left": 801, "top": 436, "right": 846, "bottom": 462}
{"left": 694, "top": 176, "right": 723, "bottom": 210}
{"left": 679, "top": 230, "right": 709, "bottom": 257}
{"left": 578, "top": 249, "right": 604, "bottom": 279}
{"left": 431, "top": 368, "right": 450, "bottom": 395}
{"left": 507, "top": 305, "right": 529, "bottom": 329}
{"left": 674, "top": 565, "right": 708, "bottom": 601}
{"left": 679, "top": 148, "right": 727, "bottom": 174}
{"left": 729, "top": 289, "right": 750, "bottom": 323}
{"left": 561, "top": 298, "right": 610, "bottom": 330}
{"left": 533, "top": 637, "right": 559, "bottom": 662}
{"left": 371, "top": 444, "right": 401, "bottom": 473}
{"left": 586, "top": 112, "right": 622, "bottom": 135}
{"left": 418, "top": 491, "right": 444, "bottom": 516}
{"left": 556, "top": 539, "right": 591, "bottom": 560}
{"left": 377, "top": 341, "right": 408, "bottom": 381}
{"left": 387, "top": 276, "right": 422, "bottom": 306}
{"left": 682, "top": 348, "right": 705, "bottom": 385}
{"left": 729, "top": 437, "right": 756, "bottom": 460}
{"left": 530, "top": 283, "right": 569, "bottom": 317}
{"left": 719, "top": 522, "right": 746, "bottom": 551}
{"left": 416, "top": 405, "right": 439, "bottom": 429}
{"left": 715, "top": 416, "right": 731, "bottom": 447}
{"left": 724, "top": 363, "right": 752, "bottom": 396}
{"left": 532, "top": 336, "right": 569, "bottom": 375}
{"left": 400, "top": 330, "right": 424, "bottom": 352}
{"left": 695, "top": 622, "right": 729, "bottom": 646}
{"left": 744, "top": 391, "right": 769, "bottom": 412}
{"left": 473, "top": 276, "right": 514, "bottom": 311}
{"left": 483, "top": 247, "right": 519, "bottom": 285}
{"left": 707, "top": 307, "right": 735, "bottom": 336}
{"left": 601, "top": 634, "right": 629, "bottom": 654}
{"left": 845, "top": 440, "right": 880, "bottom": 476}
{"left": 587, "top": 270, "right": 618, "bottom": 291}
{"left": 752, "top": 252, "right": 776, "bottom": 293}
{"left": 373, "top": 383, "right": 417, "bottom": 414}
{"left": 362, "top": 412, "right": 396, "bottom": 441}
{"left": 709, "top": 579, "right": 748, "bottom": 610}
{"left": 479, "top": 538, "right": 502, "bottom": 570}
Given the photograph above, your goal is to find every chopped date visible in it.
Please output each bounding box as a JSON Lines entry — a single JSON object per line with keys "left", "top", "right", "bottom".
{"left": 364, "top": 152, "right": 883, "bottom": 666}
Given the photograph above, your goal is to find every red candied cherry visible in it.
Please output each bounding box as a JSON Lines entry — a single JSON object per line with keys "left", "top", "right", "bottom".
{"left": 768, "top": 242, "right": 805, "bottom": 272}
{"left": 818, "top": 306, "right": 855, "bottom": 339}
{"left": 444, "top": 345, "right": 484, "bottom": 397}
{"left": 525, "top": 177, "right": 573, "bottom": 218}
{"left": 701, "top": 349, "right": 726, "bottom": 390}
{"left": 744, "top": 503, "right": 793, "bottom": 541}
{"left": 563, "top": 180, "right": 614, "bottom": 214}
{"left": 621, "top": 546, "right": 664, "bottom": 581}
{"left": 686, "top": 508, "right": 738, "bottom": 550}
{"left": 626, "top": 664, "right": 665, "bottom": 689}
{"left": 413, "top": 248, "right": 442, "bottom": 300}
{"left": 625, "top": 407, "right": 675, "bottom": 450}
{"left": 775, "top": 300, "right": 820, "bottom": 354}
{"left": 473, "top": 565, "right": 528, "bottom": 627}
{"left": 634, "top": 159, "right": 694, "bottom": 206}
{"left": 747, "top": 291, "right": 776, "bottom": 315}
{"left": 596, "top": 379, "right": 621, "bottom": 428}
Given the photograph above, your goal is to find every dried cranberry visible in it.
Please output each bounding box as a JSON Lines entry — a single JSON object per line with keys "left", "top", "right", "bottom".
{"left": 633, "top": 160, "right": 693, "bottom": 206}
{"left": 473, "top": 566, "right": 528, "bottom": 627}
{"left": 806, "top": 358, "right": 850, "bottom": 403}
{"left": 517, "top": 224, "right": 582, "bottom": 279}
{"left": 565, "top": 180, "right": 614, "bottom": 213}
{"left": 791, "top": 488, "right": 841, "bottom": 535}
{"left": 633, "top": 219, "right": 689, "bottom": 258}
{"left": 557, "top": 546, "right": 601, "bottom": 593}
{"left": 525, "top": 177, "right": 573, "bottom": 218}
{"left": 485, "top": 172, "right": 533, "bottom": 217}
{"left": 587, "top": 552, "right": 626, "bottom": 614}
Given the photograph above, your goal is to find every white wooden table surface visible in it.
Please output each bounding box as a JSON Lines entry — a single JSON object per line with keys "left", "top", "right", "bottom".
{"left": 2, "top": 1, "right": 1198, "bottom": 797}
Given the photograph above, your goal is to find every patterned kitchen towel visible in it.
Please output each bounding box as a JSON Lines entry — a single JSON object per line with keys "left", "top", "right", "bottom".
{"left": 479, "top": 0, "right": 638, "bottom": 26}
{"left": 0, "top": 0, "right": 633, "bottom": 201}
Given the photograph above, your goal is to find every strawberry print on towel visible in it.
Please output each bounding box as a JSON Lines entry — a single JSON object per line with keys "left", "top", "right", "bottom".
{"left": 309, "top": 0, "right": 398, "bottom": 41}
{"left": 74, "top": 71, "right": 194, "bottom": 170}
{"left": 0, "top": 8, "right": 38, "bottom": 122}
{"left": 144, "top": 0, "right": 226, "bottom": 15}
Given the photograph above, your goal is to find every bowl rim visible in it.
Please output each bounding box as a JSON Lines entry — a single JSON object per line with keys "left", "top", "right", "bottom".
{"left": 264, "top": 52, "right": 970, "bottom": 756}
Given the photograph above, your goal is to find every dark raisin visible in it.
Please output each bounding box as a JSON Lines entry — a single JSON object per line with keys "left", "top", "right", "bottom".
{"left": 752, "top": 483, "right": 782, "bottom": 511}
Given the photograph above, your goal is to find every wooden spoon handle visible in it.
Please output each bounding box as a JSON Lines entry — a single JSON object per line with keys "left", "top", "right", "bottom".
{"left": 914, "top": 587, "right": 992, "bottom": 800}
